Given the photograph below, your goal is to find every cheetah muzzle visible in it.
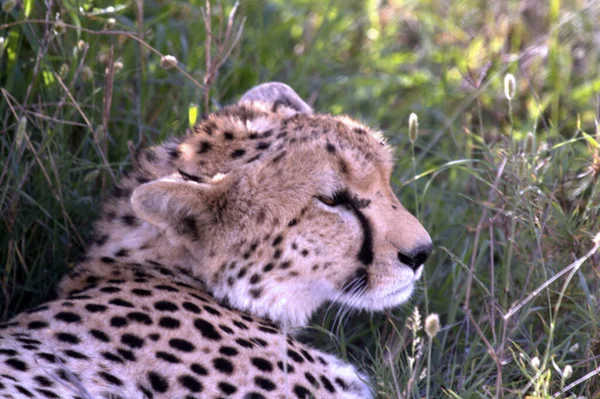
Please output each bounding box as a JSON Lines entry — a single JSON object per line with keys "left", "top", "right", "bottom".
{"left": 0, "top": 82, "right": 432, "bottom": 399}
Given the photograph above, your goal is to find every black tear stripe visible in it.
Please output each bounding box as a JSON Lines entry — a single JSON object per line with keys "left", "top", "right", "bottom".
{"left": 332, "top": 190, "right": 374, "bottom": 266}
{"left": 353, "top": 209, "right": 374, "bottom": 266}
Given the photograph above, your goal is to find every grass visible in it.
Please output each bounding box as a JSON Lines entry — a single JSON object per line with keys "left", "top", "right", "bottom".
{"left": 1, "top": 0, "right": 600, "bottom": 397}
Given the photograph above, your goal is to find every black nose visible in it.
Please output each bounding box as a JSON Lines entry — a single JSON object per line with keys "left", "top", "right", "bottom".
{"left": 398, "top": 243, "right": 432, "bottom": 271}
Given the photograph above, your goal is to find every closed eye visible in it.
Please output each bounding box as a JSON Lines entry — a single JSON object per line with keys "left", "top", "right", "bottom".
{"left": 316, "top": 190, "right": 351, "bottom": 207}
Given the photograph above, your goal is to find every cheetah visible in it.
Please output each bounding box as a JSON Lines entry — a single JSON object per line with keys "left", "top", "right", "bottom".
{"left": 0, "top": 82, "right": 432, "bottom": 398}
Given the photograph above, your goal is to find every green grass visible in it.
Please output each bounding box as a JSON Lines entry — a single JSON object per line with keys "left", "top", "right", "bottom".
{"left": 1, "top": 0, "right": 600, "bottom": 397}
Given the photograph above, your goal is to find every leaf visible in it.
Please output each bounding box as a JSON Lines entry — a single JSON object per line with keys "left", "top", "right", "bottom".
{"left": 581, "top": 131, "right": 600, "bottom": 149}
{"left": 24, "top": 0, "right": 33, "bottom": 17}
{"left": 189, "top": 103, "right": 199, "bottom": 127}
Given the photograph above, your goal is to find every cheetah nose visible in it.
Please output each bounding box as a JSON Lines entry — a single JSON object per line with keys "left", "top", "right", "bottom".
{"left": 397, "top": 243, "right": 432, "bottom": 271}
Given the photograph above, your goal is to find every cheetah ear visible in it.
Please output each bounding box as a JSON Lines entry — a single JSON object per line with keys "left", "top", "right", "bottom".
{"left": 130, "top": 174, "right": 227, "bottom": 241}
{"left": 240, "top": 82, "right": 313, "bottom": 114}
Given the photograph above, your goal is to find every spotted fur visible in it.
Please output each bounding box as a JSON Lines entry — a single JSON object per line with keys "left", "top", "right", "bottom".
{"left": 0, "top": 83, "right": 431, "bottom": 398}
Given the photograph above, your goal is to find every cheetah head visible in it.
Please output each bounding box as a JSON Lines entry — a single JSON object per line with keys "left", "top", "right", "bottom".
{"left": 131, "top": 83, "right": 432, "bottom": 327}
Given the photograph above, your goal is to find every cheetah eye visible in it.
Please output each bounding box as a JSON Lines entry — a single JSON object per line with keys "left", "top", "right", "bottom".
{"left": 316, "top": 196, "right": 338, "bottom": 206}
{"left": 315, "top": 191, "right": 350, "bottom": 207}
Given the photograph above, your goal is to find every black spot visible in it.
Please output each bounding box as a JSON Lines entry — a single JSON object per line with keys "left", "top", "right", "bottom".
{"left": 36, "top": 353, "right": 57, "bottom": 363}
{"left": 301, "top": 249, "right": 309, "bottom": 257}
{"left": 169, "top": 338, "right": 195, "bottom": 352}
{"left": 223, "top": 131, "right": 235, "bottom": 140}
{"left": 109, "top": 298, "right": 135, "bottom": 308}
{"left": 95, "top": 234, "right": 109, "bottom": 246}
{"left": 54, "top": 312, "right": 81, "bottom": 323}
{"left": 114, "top": 248, "right": 129, "bottom": 257}
{"left": 220, "top": 324, "right": 235, "bottom": 334}
{"left": 263, "top": 263, "right": 274, "bottom": 272}
{"left": 288, "top": 219, "right": 297, "bottom": 226}
{"left": 326, "top": 142, "right": 336, "bottom": 153}
{"left": 293, "top": 384, "right": 311, "bottom": 398}
{"left": 277, "top": 361, "right": 294, "bottom": 373}
{"left": 203, "top": 305, "right": 221, "bottom": 316}
{"left": 100, "top": 286, "right": 121, "bottom": 293}
{"left": 149, "top": 333, "right": 160, "bottom": 341}
{"left": 249, "top": 274, "right": 261, "bottom": 284}
{"left": 117, "top": 348, "right": 136, "bottom": 361}
{"left": 127, "top": 312, "right": 153, "bottom": 325}
{"left": 102, "top": 352, "right": 124, "bottom": 363}
{"left": 235, "top": 338, "right": 254, "bottom": 348}
{"left": 0, "top": 348, "right": 18, "bottom": 356}
{"left": 178, "top": 374, "right": 203, "bottom": 393}
{"left": 182, "top": 302, "right": 201, "bottom": 314}
{"left": 321, "top": 375, "right": 336, "bottom": 392}
{"left": 287, "top": 349, "right": 304, "bottom": 363}
{"left": 63, "top": 349, "right": 88, "bottom": 360}
{"left": 111, "top": 316, "right": 129, "bottom": 328}
{"left": 244, "top": 393, "right": 266, "bottom": 399}
{"left": 304, "top": 372, "right": 319, "bottom": 388}
{"left": 27, "top": 321, "right": 48, "bottom": 330}
{"left": 198, "top": 141, "right": 212, "bottom": 154}
{"left": 280, "top": 261, "right": 291, "bottom": 270}
{"left": 178, "top": 169, "right": 204, "bottom": 183}
{"left": 272, "top": 235, "right": 283, "bottom": 247}
{"left": 121, "top": 333, "right": 144, "bottom": 348}
{"left": 121, "top": 215, "right": 138, "bottom": 226}
{"left": 85, "top": 303, "right": 107, "bottom": 313}
{"left": 99, "top": 371, "right": 123, "bottom": 387}
{"left": 5, "top": 357, "right": 28, "bottom": 371}
{"left": 249, "top": 288, "right": 263, "bottom": 298}
{"left": 33, "top": 375, "right": 53, "bottom": 387}
{"left": 231, "top": 148, "right": 246, "bottom": 158}
{"left": 219, "top": 346, "right": 238, "bottom": 356}
{"left": 155, "top": 284, "right": 179, "bottom": 292}
{"left": 301, "top": 349, "right": 315, "bottom": 363}
{"left": 194, "top": 318, "right": 222, "bottom": 340}
{"left": 218, "top": 381, "right": 237, "bottom": 395}
{"left": 335, "top": 377, "right": 348, "bottom": 390}
{"left": 250, "top": 357, "right": 273, "bottom": 372}
{"left": 156, "top": 351, "right": 181, "bottom": 364}
{"left": 89, "top": 329, "right": 110, "bottom": 342}
{"left": 15, "top": 385, "right": 34, "bottom": 397}
{"left": 154, "top": 301, "right": 179, "bottom": 312}
{"left": 256, "top": 142, "right": 270, "bottom": 150}
{"left": 213, "top": 357, "right": 234, "bottom": 374}
{"left": 159, "top": 317, "right": 181, "bottom": 329}
{"left": 56, "top": 332, "right": 80, "bottom": 344}
{"left": 132, "top": 288, "right": 152, "bottom": 297}
{"left": 272, "top": 150, "right": 286, "bottom": 164}
{"left": 168, "top": 148, "right": 181, "bottom": 160}
{"left": 255, "top": 376, "right": 276, "bottom": 391}
{"left": 148, "top": 371, "right": 169, "bottom": 393}
{"left": 138, "top": 384, "right": 154, "bottom": 399}
{"left": 191, "top": 363, "right": 208, "bottom": 376}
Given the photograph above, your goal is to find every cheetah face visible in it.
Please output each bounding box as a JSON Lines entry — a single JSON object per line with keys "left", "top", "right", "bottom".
{"left": 131, "top": 83, "right": 432, "bottom": 327}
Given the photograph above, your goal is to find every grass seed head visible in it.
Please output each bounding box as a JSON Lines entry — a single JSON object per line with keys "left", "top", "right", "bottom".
{"left": 409, "top": 112, "right": 419, "bottom": 142}
{"left": 562, "top": 365, "right": 573, "bottom": 379}
{"left": 2, "top": 0, "right": 16, "bottom": 13}
{"left": 54, "top": 19, "right": 66, "bottom": 35}
{"left": 81, "top": 66, "right": 93, "bottom": 82}
{"left": 504, "top": 73, "right": 516, "bottom": 100}
{"left": 425, "top": 313, "right": 440, "bottom": 338}
{"left": 59, "top": 64, "right": 69, "bottom": 78}
{"left": 160, "top": 55, "right": 178, "bottom": 69}
{"left": 525, "top": 132, "right": 535, "bottom": 154}
{"left": 105, "top": 18, "right": 116, "bottom": 30}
